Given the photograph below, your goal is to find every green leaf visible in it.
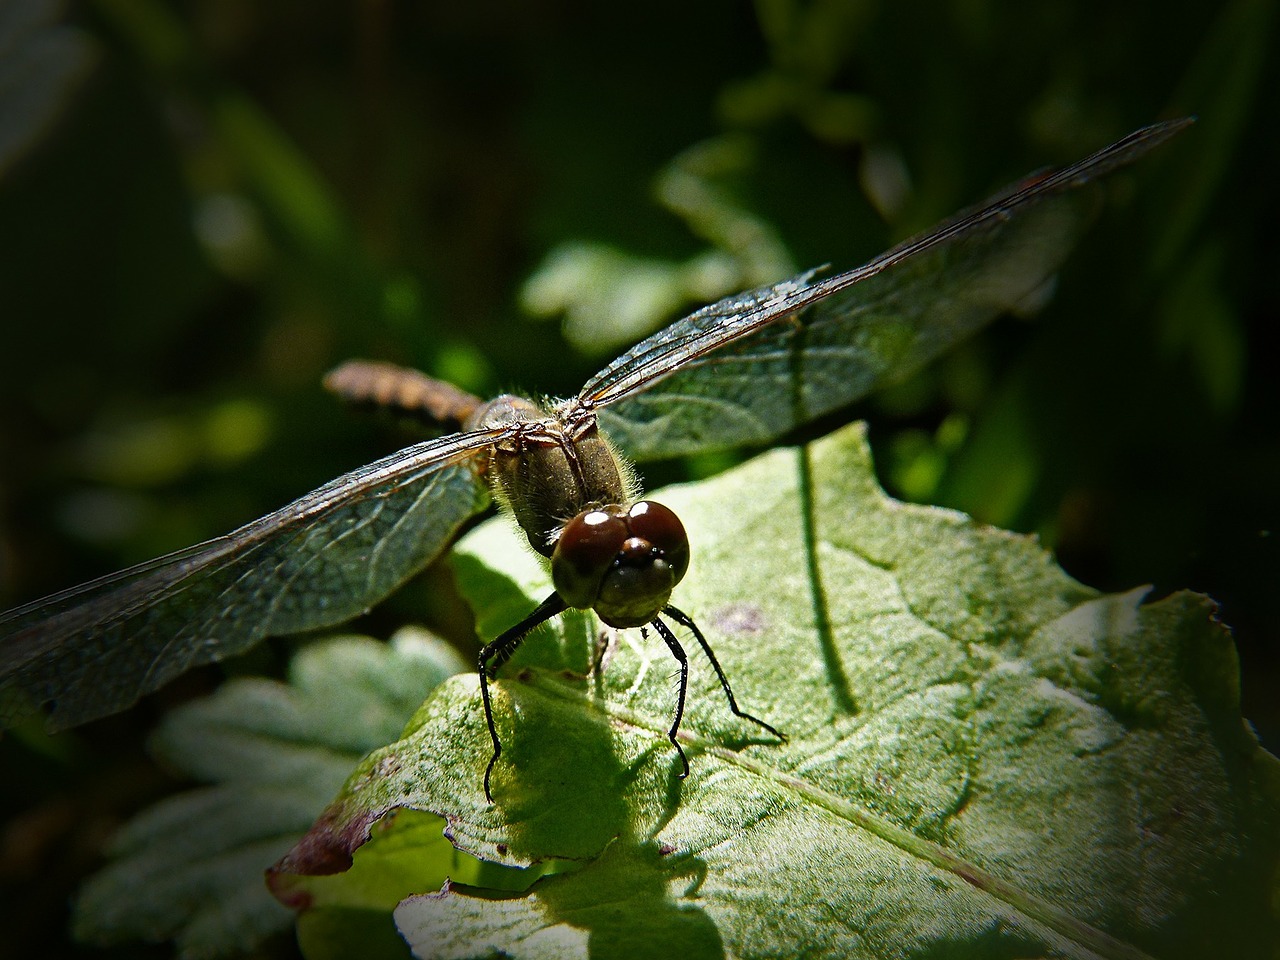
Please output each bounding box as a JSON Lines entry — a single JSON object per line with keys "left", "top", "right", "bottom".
{"left": 72, "top": 628, "right": 466, "bottom": 959}
{"left": 0, "top": 0, "right": 94, "bottom": 178}
{"left": 274, "top": 424, "right": 1279, "bottom": 960}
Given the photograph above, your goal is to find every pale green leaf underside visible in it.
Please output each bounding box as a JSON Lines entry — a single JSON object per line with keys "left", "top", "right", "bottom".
{"left": 280, "top": 424, "right": 1279, "bottom": 960}
{"left": 72, "top": 629, "right": 466, "bottom": 960}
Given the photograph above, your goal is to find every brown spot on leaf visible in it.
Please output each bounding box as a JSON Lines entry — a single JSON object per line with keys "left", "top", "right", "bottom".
{"left": 711, "top": 604, "right": 768, "bottom": 635}
{"left": 267, "top": 803, "right": 394, "bottom": 907}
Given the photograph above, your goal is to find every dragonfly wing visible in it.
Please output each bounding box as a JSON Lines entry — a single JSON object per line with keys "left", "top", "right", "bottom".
{"left": 587, "top": 119, "right": 1190, "bottom": 460}
{"left": 0, "top": 430, "right": 495, "bottom": 730}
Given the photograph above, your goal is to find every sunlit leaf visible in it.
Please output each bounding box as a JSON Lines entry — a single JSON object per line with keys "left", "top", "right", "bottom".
{"left": 275, "top": 424, "right": 1279, "bottom": 959}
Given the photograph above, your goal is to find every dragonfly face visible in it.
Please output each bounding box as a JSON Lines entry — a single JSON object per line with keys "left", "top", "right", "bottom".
{"left": 0, "top": 119, "right": 1192, "bottom": 800}
{"left": 552, "top": 500, "right": 690, "bottom": 628}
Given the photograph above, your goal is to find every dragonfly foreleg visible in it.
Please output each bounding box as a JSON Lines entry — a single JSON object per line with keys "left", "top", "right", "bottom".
{"left": 650, "top": 617, "right": 691, "bottom": 780}
{"left": 478, "top": 592, "right": 567, "bottom": 803}
{"left": 663, "top": 604, "right": 786, "bottom": 742}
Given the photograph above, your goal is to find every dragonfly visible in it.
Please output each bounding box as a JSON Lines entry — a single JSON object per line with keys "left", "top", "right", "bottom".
{"left": 0, "top": 118, "right": 1190, "bottom": 800}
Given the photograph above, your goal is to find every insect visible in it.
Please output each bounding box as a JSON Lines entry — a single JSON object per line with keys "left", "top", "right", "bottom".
{"left": 0, "top": 119, "right": 1190, "bottom": 801}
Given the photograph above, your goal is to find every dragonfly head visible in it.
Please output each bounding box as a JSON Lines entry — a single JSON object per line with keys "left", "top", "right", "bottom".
{"left": 551, "top": 500, "right": 690, "bottom": 629}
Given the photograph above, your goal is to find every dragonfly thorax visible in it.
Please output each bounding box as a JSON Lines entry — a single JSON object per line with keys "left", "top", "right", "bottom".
{"left": 468, "top": 394, "right": 638, "bottom": 559}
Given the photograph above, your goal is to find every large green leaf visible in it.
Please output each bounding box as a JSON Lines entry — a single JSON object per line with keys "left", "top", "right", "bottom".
{"left": 273, "top": 424, "right": 1279, "bottom": 959}
{"left": 72, "top": 629, "right": 466, "bottom": 959}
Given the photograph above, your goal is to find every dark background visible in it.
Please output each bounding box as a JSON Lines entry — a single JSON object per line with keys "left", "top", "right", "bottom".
{"left": 1, "top": 0, "right": 1276, "bottom": 956}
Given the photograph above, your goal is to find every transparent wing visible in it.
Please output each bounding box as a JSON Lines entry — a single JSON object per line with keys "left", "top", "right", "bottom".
{"left": 0, "top": 429, "right": 497, "bottom": 730}
{"left": 585, "top": 118, "right": 1191, "bottom": 460}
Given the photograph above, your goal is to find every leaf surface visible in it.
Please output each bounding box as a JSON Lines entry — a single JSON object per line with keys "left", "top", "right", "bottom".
{"left": 72, "top": 629, "right": 466, "bottom": 959}
{"left": 275, "top": 424, "right": 1280, "bottom": 960}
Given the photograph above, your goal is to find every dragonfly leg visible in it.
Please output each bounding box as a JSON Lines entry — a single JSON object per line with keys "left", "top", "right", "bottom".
{"left": 663, "top": 604, "right": 786, "bottom": 742}
{"left": 478, "top": 592, "right": 567, "bottom": 803}
{"left": 650, "top": 617, "right": 690, "bottom": 780}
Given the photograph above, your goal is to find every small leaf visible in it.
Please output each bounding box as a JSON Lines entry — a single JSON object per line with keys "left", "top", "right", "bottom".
{"left": 276, "top": 424, "right": 1279, "bottom": 960}
{"left": 0, "top": 0, "right": 95, "bottom": 178}
{"left": 72, "top": 628, "right": 466, "bottom": 959}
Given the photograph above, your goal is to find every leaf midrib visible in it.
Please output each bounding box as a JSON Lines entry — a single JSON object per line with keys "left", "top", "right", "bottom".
{"left": 519, "top": 668, "right": 1159, "bottom": 960}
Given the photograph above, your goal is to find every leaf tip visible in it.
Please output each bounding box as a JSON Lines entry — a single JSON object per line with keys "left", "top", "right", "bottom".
{"left": 268, "top": 802, "right": 386, "bottom": 899}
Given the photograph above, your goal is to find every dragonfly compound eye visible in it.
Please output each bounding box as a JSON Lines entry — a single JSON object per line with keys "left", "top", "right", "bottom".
{"left": 551, "top": 500, "right": 691, "bottom": 628}
{"left": 552, "top": 507, "right": 630, "bottom": 610}
{"left": 623, "top": 501, "right": 689, "bottom": 585}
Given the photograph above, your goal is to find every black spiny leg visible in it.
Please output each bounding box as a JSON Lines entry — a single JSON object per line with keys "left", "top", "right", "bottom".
{"left": 650, "top": 617, "right": 691, "bottom": 780}
{"left": 663, "top": 604, "right": 786, "bottom": 742}
{"left": 478, "top": 593, "right": 567, "bottom": 803}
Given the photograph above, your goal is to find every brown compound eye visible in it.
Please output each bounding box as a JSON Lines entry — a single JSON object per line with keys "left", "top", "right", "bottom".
{"left": 552, "top": 507, "right": 628, "bottom": 610}
{"left": 624, "top": 501, "right": 689, "bottom": 586}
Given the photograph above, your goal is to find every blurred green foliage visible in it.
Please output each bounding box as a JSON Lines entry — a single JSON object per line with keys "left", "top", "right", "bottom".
{"left": 0, "top": 0, "right": 1276, "bottom": 956}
